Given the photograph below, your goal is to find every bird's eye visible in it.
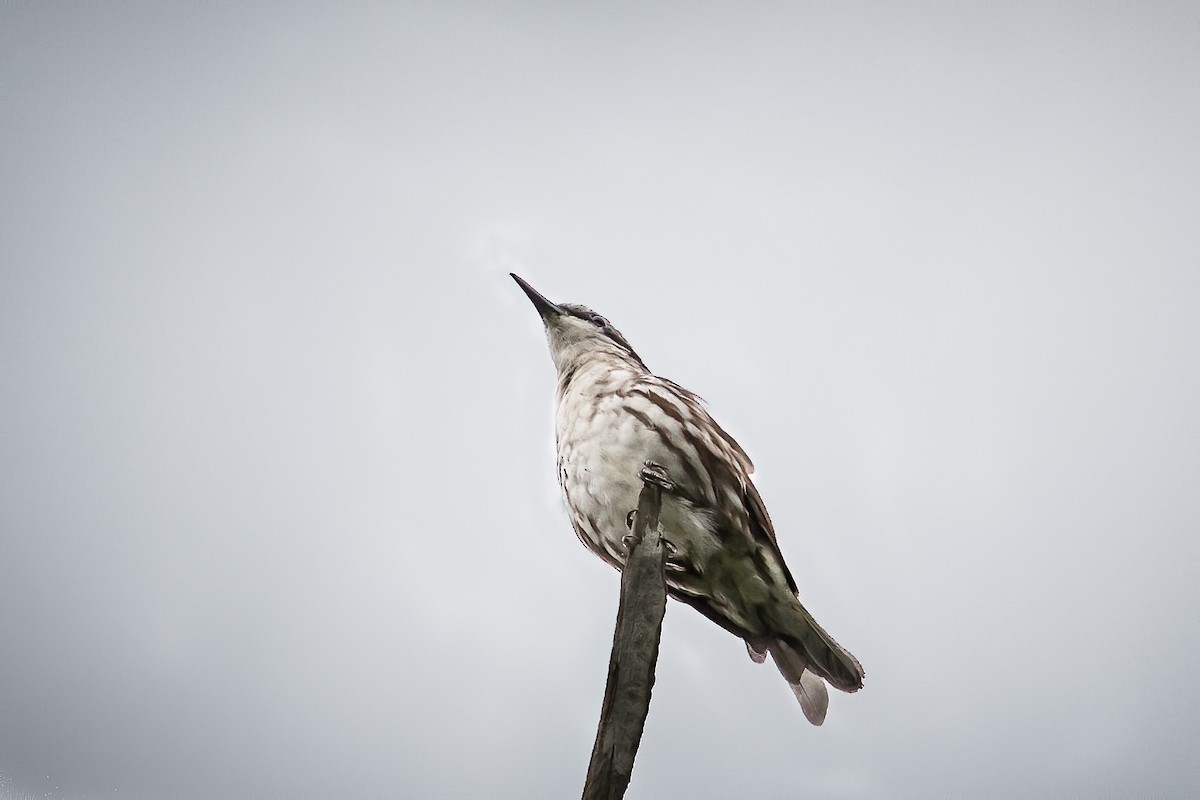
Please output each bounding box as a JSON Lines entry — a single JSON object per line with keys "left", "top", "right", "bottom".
{"left": 590, "top": 314, "right": 608, "bottom": 327}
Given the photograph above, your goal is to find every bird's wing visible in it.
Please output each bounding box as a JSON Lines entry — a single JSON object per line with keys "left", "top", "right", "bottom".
{"left": 655, "top": 377, "right": 800, "bottom": 594}
{"left": 741, "top": 473, "right": 800, "bottom": 595}
{"left": 639, "top": 376, "right": 864, "bottom": 695}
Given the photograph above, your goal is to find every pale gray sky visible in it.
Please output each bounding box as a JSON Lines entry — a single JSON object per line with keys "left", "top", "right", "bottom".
{"left": 2, "top": 3, "right": 1198, "bottom": 799}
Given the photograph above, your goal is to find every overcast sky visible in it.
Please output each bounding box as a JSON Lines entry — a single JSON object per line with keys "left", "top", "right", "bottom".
{"left": 2, "top": 3, "right": 1198, "bottom": 799}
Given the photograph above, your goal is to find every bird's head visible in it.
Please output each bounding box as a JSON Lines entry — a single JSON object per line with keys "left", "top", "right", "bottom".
{"left": 510, "top": 273, "right": 646, "bottom": 374}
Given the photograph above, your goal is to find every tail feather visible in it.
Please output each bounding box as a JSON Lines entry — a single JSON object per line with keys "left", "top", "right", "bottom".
{"left": 762, "top": 600, "right": 864, "bottom": 693}
{"left": 743, "top": 599, "right": 864, "bottom": 724}
{"left": 794, "top": 671, "right": 830, "bottom": 725}
{"left": 767, "top": 640, "right": 829, "bottom": 725}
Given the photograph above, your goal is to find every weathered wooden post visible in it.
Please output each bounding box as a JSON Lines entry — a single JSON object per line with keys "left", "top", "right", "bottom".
{"left": 582, "top": 469, "right": 670, "bottom": 800}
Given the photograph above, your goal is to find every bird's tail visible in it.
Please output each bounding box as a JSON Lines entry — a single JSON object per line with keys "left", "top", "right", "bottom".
{"left": 749, "top": 601, "right": 864, "bottom": 726}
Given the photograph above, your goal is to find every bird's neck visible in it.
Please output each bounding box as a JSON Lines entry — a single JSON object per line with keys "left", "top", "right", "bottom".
{"left": 554, "top": 354, "right": 642, "bottom": 449}
{"left": 554, "top": 351, "right": 644, "bottom": 402}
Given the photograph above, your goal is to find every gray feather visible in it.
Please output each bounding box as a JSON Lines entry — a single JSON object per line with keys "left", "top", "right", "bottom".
{"left": 769, "top": 640, "right": 831, "bottom": 726}
{"left": 792, "top": 671, "right": 829, "bottom": 726}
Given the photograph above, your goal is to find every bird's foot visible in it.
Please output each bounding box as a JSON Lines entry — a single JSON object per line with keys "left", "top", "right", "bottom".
{"left": 621, "top": 510, "right": 639, "bottom": 549}
{"left": 639, "top": 461, "right": 675, "bottom": 492}
{"left": 662, "top": 538, "right": 687, "bottom": 571}
{"left": 621, "top": 526, "right": 682, "bottom": 567}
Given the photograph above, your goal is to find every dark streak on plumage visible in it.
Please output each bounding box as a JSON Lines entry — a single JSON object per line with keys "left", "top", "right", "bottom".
{"left": 623, "top": 405, "right": 708, "bottom": 507}
{"left": 557, "top": 363, "right": 579, "bottom": 394}
{"left": 580, "top": 509, "right": 617, "bottom": 568}
{"left": 631, "top": 387, "right": 689, "bottom": 428}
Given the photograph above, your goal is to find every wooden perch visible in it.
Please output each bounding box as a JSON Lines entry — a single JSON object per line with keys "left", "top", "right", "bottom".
{"left": 582, "top": 469, "right": 670, "bottom": 800}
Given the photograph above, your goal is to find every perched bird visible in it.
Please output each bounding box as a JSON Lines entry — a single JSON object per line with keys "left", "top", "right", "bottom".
{"left": 511, "top": 273, "right": 863, "bottom": 725}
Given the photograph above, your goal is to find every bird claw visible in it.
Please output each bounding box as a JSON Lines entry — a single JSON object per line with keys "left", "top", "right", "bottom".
{"left": 621, "top": 510, "right": 646, "bottom": 549}
{"left": 639, "top": 461, "right": 675, "bottom": 492}
{"left": 621, "top": 528, "right": 681, "bottom": 562}
{"left": 661, "top": 538, "right": 687, "bottom": 571}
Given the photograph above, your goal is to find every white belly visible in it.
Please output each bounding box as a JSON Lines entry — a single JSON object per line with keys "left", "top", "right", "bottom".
{"left": 555, "top": 388, "right": 721, "bottom": 568}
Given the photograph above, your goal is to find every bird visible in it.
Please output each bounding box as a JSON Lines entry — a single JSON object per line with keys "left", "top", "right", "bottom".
{"left": 510, "top": 273, "right": 863, "bottom": 725}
